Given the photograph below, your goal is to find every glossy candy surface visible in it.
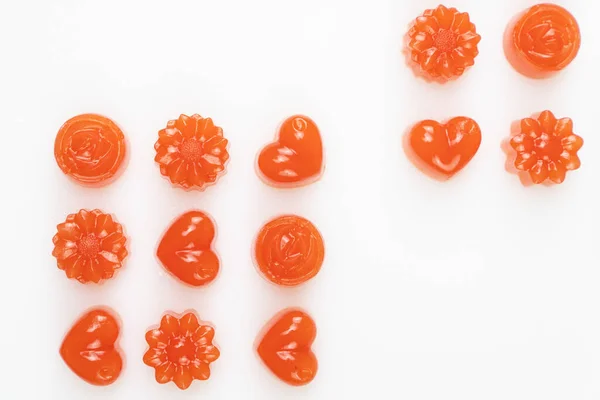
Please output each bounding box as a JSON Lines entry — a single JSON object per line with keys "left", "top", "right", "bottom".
{"left": 407, "top": 5, "right": 481, "bottom": 82}
{"left": 509, "top": 110, "right": 583, "bottom": 184}
{"left": 54, "top": 114, "right": 126, "bottom": 185}
{"left": 154, "top": 114, "right": 229, "bottom": 190}
{"left": 254, "top": 215, "right": 324, "bottom": 286}
{"left": 407, "top": 117, "right": 481, "bottom": 179}
{"left": 60, "top": 308, "right": 123, "bottom": 386}
{"left": 157, "top": 210, "right": 220, "bottom": 287}
{"left": 144, "top": 311, "right": 220, "bottom": 390}
{"left": 52, "top": 209, "right": 128, "bottom": 283}
{"left": 506, "top": 4, "right": 580, "bottom": 78}
{"left": 257, "top": 115, "right": 324, "bottom": 188}
{"left": 257, "top": 309, "right": 318, "bottom": 386}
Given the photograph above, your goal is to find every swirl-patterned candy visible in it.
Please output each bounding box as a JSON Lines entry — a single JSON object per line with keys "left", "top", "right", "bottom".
{"left": 254, "top": 215, "right": 324, "bottom": 286}
{"left": 507, "top": 3, "right": 580, "bottom": 78}
{"left": 54, "top": 114, "right": 127, "bottom": 185}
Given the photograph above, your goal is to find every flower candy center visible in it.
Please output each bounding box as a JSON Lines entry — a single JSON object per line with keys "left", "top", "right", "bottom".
{"left": 167, "top": 336, "right": 196, "bottom": 366}
{"left": 534, "top": 133, "right": 563, "bottom": 161}
{"left": 78, "top": 234, "right": 101, "bottom": 257}
{"left": 179, "top": 139, "right": 204, "bottom": 162}
{"left": 434, "top": 29, "right": 457, "bottom": 53}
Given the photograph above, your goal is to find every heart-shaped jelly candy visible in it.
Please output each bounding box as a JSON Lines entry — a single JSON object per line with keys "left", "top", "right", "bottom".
{"left": 60, "top": 308, "right": 123, "bottom": 386}
{"left": 257, "top": 115, "right": 324, "bottom": 188}
{"left": 407, "top": 117, "right": 481, "bottom": 179}
{"left": 156, "top": 210, "right": 220, "bottom": 287}
{"left": 257, "top": 309, "right": 318, "bottom": 386}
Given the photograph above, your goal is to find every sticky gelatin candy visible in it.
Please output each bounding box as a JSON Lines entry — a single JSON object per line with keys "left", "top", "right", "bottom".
{"left": 257, "top": 309, "right": 318, "bottom": 386}
{"left": 154, "top": 114, "right": 229, "bottom": 190}
{"left": 505, "top": 4, "right": 580, "bottom": 79}
{"left": 257, "top": 115, "right": 324, "bottom": 188}
{"left": 156, "top": 210, "right": 220, "bottom": 287}
{"left": 406, "top": 117, "right": 481, "bottom": 180}
{"left": 60, "top": 307, "right": 123, "bottom": 386}
{"left": 54, "top": 114, "right": 127, "bottom": 186}
{"left": 508, "top": 110, "right": 583, "bottom": 184}
{"left": 143, "top": 311, "right": 220, "bottom": 390}
{"left": 254, "top": 215, "right": 324, "bottom": 286}
{"left": 52, "top": 209, "right": 128, "bottom": 284}
{"left": 407, "top": 5, "right": 481, "bottom": 82}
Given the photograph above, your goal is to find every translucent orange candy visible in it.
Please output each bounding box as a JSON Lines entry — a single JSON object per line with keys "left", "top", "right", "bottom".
{"left": 52, "top": 209, "right": 128, "bottom": 283}
{"left": 156, "top": 211, "right": 220, "bottom": 287}
{"left": 60, "top": 308, "right": 123, "bottom": 386}
{"left": 254, "top": 215, "right": 324, "bottom": 286}
{"left": 144, "top": 311, "right": 220, "bottom": 390}
{"left": 257, "top": 115, "right": 324, "bottom": 188}
{"left": 505, "top": 4, "right": 580, "bottom": 78}
{"left": 406, "top": 117, "right": 481, "bottom": 180}
{"left": 54, "top": 114, "right": 127, "bottom": 186}
{"left": 154, "top": 114, "right": 229, "bottom": 190}
{"left": 407, "top": 5, "right": 481, "bottom": 82}
{"left": 508, "top": 110, "right": 583, "bottom": 184}
{"left": 257, "top": 309, "right": 318, "bottom": 386}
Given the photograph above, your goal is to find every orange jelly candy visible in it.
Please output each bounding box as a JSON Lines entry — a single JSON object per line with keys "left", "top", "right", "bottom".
{"left": 407, "top": 5, "right": 481, "bottom": 82}
{"left": 505, "top": 4, "right": 580, "bottom": 78}
{"left": 54, "top": 114, "right": 127, "bottom": 186}
{"left": 60, "top": 307, "right": 123, "bottom": 386}
{"left": 154, "top": 114, "right": 229, "bottom": 190}
{"left": 254, "top": 215, "right": 324, "bottom": 286}
{"left": 406, "top": 117, "right": 481, "bottom": 180}
{"left": 143, "top": 311, "right": 220, "bottom": 390}
{"left": 257, "top": 115, "right": 324, "bottom": 188}
{"left": 156, "top": 210, "right": 220, "bottom": 287}
{"left": 257, "top": 309, "right": 318, "bottom": 386}
{"left": 52, "top": 209, "right": 128, "bottom": 283}
{"left": 508, "top": 110, "right": 583, "bottom": 185}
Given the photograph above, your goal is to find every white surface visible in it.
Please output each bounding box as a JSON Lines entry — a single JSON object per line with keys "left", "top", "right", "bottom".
{"left": 1, "top": 0, "right": 599, "bottom": 398}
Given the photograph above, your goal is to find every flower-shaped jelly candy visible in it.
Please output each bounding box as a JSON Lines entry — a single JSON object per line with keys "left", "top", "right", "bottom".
{"left": 508, "top": 110, "right": 583, "bottom": 184}
{"left": 143, "top": 311, "right": 220, "bottom": 390}
{"left": 154, "top": 114, "right": 229, "bottom": 190}
{"left": 407, "top": 5, "right": 481, "bottom": 82}
{"left": 52, "top": 209, "right": 128, "bottom": 283}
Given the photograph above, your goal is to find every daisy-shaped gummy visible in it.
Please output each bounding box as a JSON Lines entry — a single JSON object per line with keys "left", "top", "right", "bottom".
{"left": 143, "top": 311, "right": 220, "bottom": 390}
{"left": 510, "top": 110, "right": 583, "bottom": 184}
{"left": 52, "top": 209, "right": 127, "bottom": 283}
{"left": 407, "top": 5, "right": 481, "bottom": 81}
{"left": 154, "top": 114, "right": 229, "bottom": 190}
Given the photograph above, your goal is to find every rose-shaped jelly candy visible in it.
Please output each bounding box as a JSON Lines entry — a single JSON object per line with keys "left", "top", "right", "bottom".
{"left": 505, "top": 3, "right": 580, "bottom": 78}
{"left": 54, "top": 114, "right": 127, "bottom": 186}
{"left": 254, "top": 215, "right": 324, "bottom": 286}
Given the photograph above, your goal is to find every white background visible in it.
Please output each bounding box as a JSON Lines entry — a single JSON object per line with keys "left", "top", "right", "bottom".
{"left": 0, "top": 0, "right": 598, "bottom": 398}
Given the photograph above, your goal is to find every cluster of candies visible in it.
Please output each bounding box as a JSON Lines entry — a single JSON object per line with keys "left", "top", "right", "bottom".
{"left": 53, "top": 114, "right": 324, "bottom": 389}
{"left": 406, "top": 4, "right": 583, "bottom": 184}
{"left": 52, "top": 2, "right": 584, "bottom": 392}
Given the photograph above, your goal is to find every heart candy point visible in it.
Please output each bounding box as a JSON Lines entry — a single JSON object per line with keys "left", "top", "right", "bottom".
{"left": 257, "top": 115, "right": 324, "bottom": 188}
{"left": 60, "top": 307, "right": 123, "bottom": 386}
{"left": 156, "top": 210, "right": 220, "bottom": 287}
{"left": 405, "top": 117, "right": 481, "bottom": 180}
{"left": 256, "top": 308, "right": 318, "bottom": 386}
